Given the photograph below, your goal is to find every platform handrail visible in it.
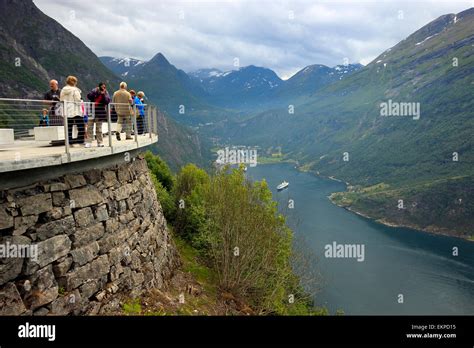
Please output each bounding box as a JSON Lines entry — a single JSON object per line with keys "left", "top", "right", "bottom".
{"left": 0, "top": 97, "right": 158, "bottom": 172}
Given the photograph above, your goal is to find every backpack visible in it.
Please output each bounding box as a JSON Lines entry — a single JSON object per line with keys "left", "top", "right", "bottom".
{"left": 54, "top": 102, "right": 63, "bottom": 117}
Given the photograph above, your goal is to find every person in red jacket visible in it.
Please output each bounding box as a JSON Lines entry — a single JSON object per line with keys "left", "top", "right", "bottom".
{"left": 85, "top": 82, "right": 110, "bottom": 148}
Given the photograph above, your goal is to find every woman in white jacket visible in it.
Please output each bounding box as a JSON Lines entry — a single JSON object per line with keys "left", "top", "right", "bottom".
{"left": 60, "top": 76, "right": 85, "bottom": 146}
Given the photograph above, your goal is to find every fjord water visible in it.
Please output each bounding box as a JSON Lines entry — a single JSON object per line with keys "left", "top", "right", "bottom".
{"left": 248, "top": 163, "right": 474, "bottom": 315}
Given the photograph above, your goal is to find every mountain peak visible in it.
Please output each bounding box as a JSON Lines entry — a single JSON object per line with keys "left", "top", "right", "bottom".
{"left": 149, "top": 53, "right": 170, "bottom": 66}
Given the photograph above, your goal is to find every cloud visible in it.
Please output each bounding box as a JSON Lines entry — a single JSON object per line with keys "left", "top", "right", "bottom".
{"left": 34, "top": 0, "right": 473, "bottom": 79}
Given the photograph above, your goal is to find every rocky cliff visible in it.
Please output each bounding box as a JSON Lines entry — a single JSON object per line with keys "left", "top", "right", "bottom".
{"left": 0, "top": 156, "right": 179, "bottom": 315}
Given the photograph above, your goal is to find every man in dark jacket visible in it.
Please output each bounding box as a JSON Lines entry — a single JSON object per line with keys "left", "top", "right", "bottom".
{"left": 44, "top": 79, "right": 62, "bottom": 126}
{"left": 85, "top": 82, "right": 110, "bottom": 147}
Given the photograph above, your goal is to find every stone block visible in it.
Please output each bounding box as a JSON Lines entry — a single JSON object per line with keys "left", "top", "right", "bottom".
{"left": 79, "top": 279, "right": 101, "bottom": 299}
{"left": 52, "top": 256, "right": 73, "bottom": 278}
{"left": 0, "top": 129, "right": 14, "bottom": 145}
{"left": 70, "top": 241, "right": 99, "bottom": 266}
{"left": 17, "top": 193, "right": 52, "bottom": 216}
{"left": 74, "top": 207, "right": 95, "bottom": 227}
{"left": 34, "top": 126, "right": 64, "bottom": 141}
{"left": 13, "top": 215, "right": 38, "bottom": 235}
{"left": 50, "top": 289, "right": 81, "bottom": 315}
{"left": 27, "top": 235, "right": 71, "bottom": 271}
{"left": 50, "top": 182, "right": 69, "bottom": 192}
{"left": 24, "top": 265, "right": 58, "bottom": 310}
{"left": 0, "top": 204, "right": 13, "bottom": 230}
{"left": 84, "top": 169, "right": 102, "bottom": 185}
{"left": 94, "top": 204, "right": 109, "bottom": 222}
{"left": 64, "top": 174, "right": 86, "bottom": 189}
{"left": 36, "top": 215, "right": 75, "bottom": 241}
{"left": 62, "top": 255, "right": 110, "bottom": 291}
{"left": 52, "top": 192, "right": 66, "bottom": 206}
{"left": 0, "top": 236, "right": 30, "bottom": 285}
{"left": 114, "top": 183, "right": 134, "bottom": 201}
{"left": 0, "top": 282, "right": 27, "bottom": 315}
{"left": 69, "top": 186, "right": 104, "bottom": 209}
{"left": 71, "top": 222, "right": 104, "bottom": 248}
{"left": 102, "top": 171, "right": 118, "bottom": 188}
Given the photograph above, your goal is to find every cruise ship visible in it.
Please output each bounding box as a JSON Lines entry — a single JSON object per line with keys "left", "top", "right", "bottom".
{"left": 277, "top": 181, "right": 289, "bottom": 191}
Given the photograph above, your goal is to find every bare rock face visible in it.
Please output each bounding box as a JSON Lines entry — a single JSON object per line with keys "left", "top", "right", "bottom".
{"left": 0, "top": 156, "right": 179, "bottom": 315}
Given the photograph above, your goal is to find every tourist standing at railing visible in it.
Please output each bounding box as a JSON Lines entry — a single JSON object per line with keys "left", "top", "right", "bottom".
{"left": 85, "top": 82, "right": 110, "bottom": 148}
{"left": 44, "top": 79, "right": 62, "bottom": 126}
{"left": 131, "top": 90, "right": 145, "bottom": 135}
{"left": 138, "top": 91, "right": 147, "bottom": 134}
{"left": 60, "top": 76, "right": 85, "bottom": 146}
{"left": 112, "top": 82, "right": 133, "bottom": 141}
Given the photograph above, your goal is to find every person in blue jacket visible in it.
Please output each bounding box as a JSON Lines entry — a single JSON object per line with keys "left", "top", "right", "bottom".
{"left": 130, "top": 90, "right": 146, "bottom": 135}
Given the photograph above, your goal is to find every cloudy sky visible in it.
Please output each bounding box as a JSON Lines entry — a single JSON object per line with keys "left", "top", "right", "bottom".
{"left": 34, "top": 0, "right": 472, "bottom": 79}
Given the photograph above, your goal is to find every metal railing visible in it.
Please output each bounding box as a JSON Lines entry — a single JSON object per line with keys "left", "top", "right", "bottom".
{"left": 0, "top": 97, "right": 158, "bottom": 166}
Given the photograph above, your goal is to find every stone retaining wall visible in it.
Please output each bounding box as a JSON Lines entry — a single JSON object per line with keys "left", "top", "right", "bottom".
{"left": 0, "top": 156, "right": 179, "bottom": 315}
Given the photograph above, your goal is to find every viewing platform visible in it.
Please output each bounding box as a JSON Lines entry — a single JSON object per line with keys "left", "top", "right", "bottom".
{"left": 0, "top": 135, "right": 158, "bottom": 173}
{"left": 0, "top": 98, "right": 159, "bottom": 174}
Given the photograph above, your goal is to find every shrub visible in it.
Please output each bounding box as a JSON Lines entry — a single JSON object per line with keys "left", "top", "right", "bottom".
{"left": 145, "top": 151, "right": 175, "bottom": 192}
{"left": 173, "top": 164, "right": 210, "bottom": 242}
{"left": 150, "top": 173, "right": 176, "bottom": 222}
{"left": 145, "top": 154, "right": 317, "bottom": 315}
{"left": 198, "top": 167, "right": 301, "bottom": 314}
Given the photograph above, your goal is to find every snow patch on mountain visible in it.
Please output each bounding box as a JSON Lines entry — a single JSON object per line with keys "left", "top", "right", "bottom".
{"left": 415, "top": 33, "right": 438, "bottom": 46}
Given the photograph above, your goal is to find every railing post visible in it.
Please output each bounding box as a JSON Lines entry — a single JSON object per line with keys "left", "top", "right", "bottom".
{"left": 107, "top": 104, "right": 113, "bottom": 153}
{"left": 63, "top": 101, "right": 70, "bottom": 162}
{"left": 91, "top": 101, "right": 95, "bottom": 145}
{"left": 147, "top": 105, "right": 152, "bottom": 140}
{"left": 133, "top": 104, "right": 138, "bottom": 145}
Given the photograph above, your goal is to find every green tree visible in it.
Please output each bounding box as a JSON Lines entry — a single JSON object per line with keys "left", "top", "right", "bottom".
{"left": 173, "top": 164, "right": 210, "bottom": 242}
{"left": 150, "top": 173, "right": 176, "bottom": 221}
{"left": 199, "top": 167, "right": 301, "bottom": 314}
{"left": 144, "top": 151, "right": 175, "bottom": 192}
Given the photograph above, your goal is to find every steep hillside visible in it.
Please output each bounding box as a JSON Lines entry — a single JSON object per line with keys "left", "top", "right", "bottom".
{"left": 0, "top": 0, "right": 119, "bottom": 97}
{"left": 274, "top": 63, "right": 362, "bottom": 100}
{"left": 149, "top": 109, "right": 212, "bottom": 171}
{"left": 221, "top": 8, "right": 474, "bottom": 238}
